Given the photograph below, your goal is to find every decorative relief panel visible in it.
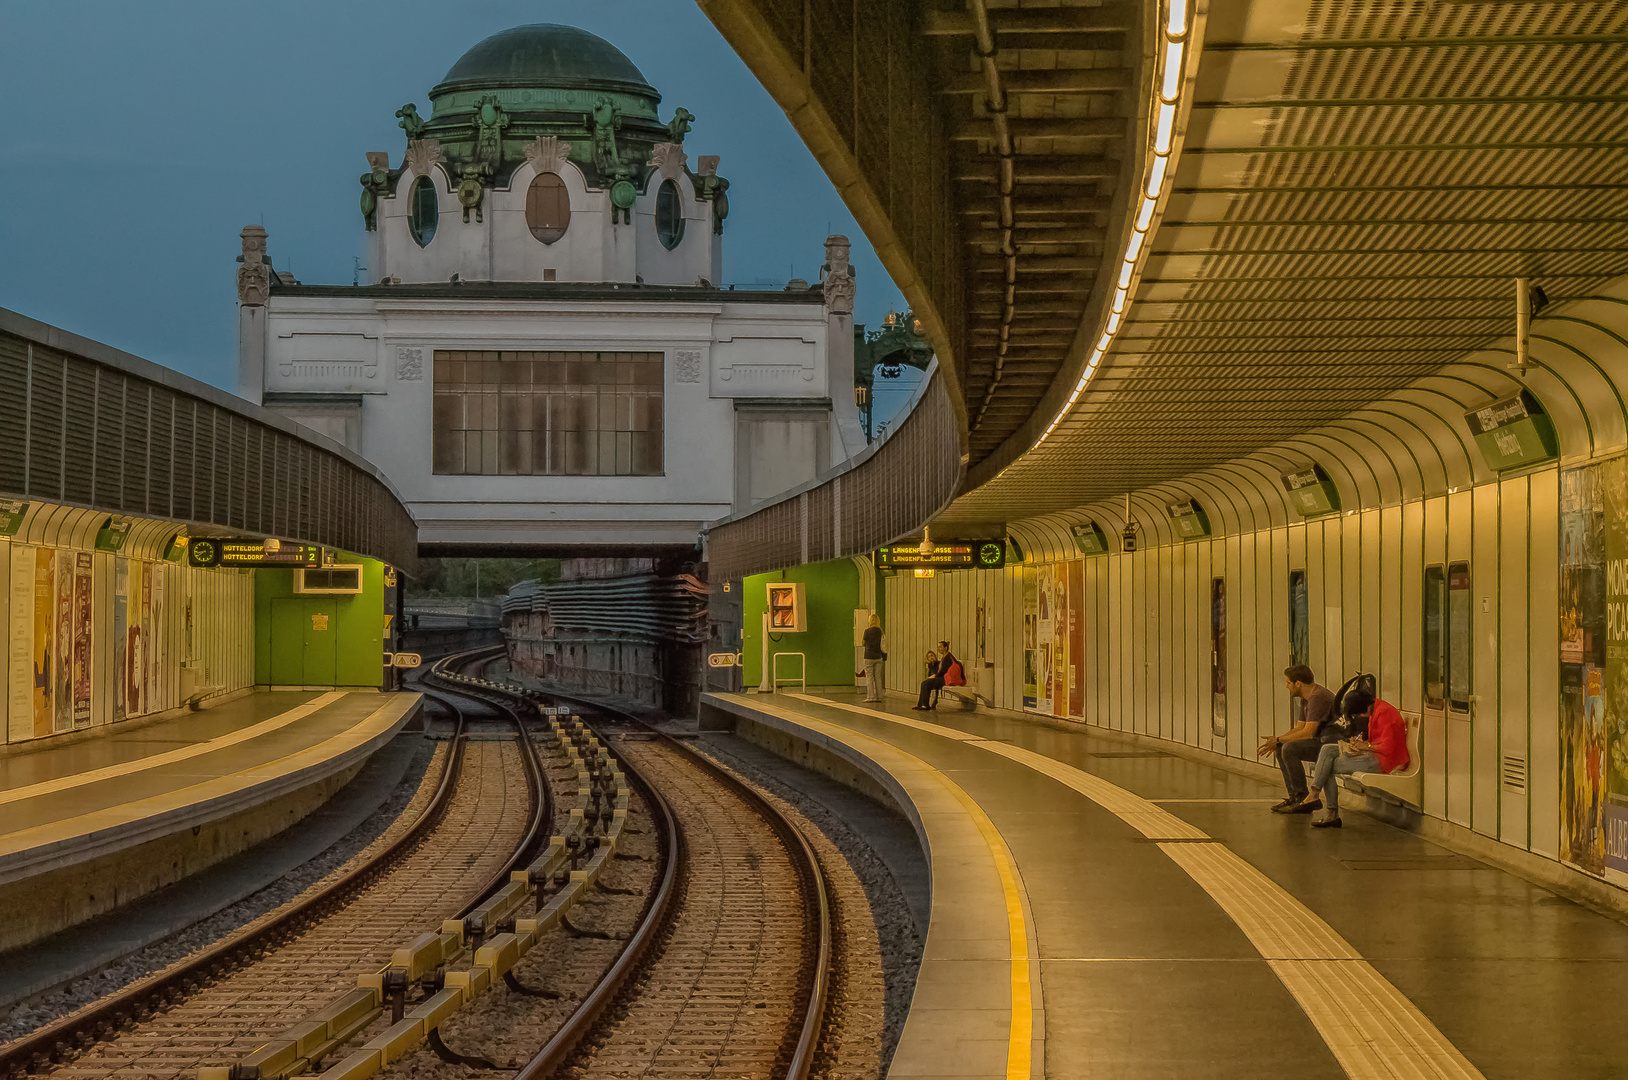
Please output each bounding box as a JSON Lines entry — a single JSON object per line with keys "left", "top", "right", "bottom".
{"left": 674, "top": 349, "right": 703, "bottom": 384}
{"left": 271, "top": 331, "right": 382, "bottom": 391}
{"left": 711, "top": 336, "right": 821, "bottom": 398}
{"left": 396, "top": 347, "right": 424, "bottom": 382}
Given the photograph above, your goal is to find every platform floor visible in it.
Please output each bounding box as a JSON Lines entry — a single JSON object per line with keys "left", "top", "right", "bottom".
{"left": 0, "top": 690, "right": 420, "bottom": 883}
{"left": 705, "top": 686, "right": 1627, "bottom": 1080}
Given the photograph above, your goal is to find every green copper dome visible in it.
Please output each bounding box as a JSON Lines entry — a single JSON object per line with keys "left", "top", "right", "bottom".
{"left": 432, "top": 24, "right": 658, "bottom": 102}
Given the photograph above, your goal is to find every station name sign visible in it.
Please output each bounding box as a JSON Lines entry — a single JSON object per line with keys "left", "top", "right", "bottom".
{"left": 188, "top": 537, "right": 324, "bottom": 568}
{"left": 877, "top": 540, "right": 1006, "bottom": 570}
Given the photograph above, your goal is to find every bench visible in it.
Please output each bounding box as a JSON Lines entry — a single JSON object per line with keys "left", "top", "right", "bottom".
{"left": 1338, "top": 711, "right": 1422, "bottom": 809}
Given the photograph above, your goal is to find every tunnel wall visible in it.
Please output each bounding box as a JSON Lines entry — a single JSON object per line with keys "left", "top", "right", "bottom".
{"left": 885, "top": 280, "right": 1628, "bottom": 888}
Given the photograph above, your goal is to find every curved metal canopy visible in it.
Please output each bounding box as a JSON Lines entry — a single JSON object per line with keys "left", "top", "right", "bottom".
{"left": 944, "top": 0, "right": 1628, "bottom": 529}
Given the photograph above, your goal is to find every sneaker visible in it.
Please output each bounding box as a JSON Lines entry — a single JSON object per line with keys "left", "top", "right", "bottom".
{"left": 1311, "top": 810, "right": 1343, "bottom": 828}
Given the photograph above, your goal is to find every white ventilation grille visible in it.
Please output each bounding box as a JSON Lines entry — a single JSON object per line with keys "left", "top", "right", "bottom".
{"left": 1501, "top": 753, "right": 1528, "bottom": 794}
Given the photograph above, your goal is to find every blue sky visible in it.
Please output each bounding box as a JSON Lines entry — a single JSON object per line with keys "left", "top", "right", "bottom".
{"left": 0, "top": 1, "right": 906, "bottom": 389}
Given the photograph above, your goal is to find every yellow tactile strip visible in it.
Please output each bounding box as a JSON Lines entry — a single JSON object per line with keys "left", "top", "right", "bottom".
{"left": 728, "top": 699, "right": 1039, "bottom": 1080}
{"left": 797, "top": 696, "right": 1487, "bottom": 1080}
{"left": 0, "top": 692, "right": 345, "bottom": 807}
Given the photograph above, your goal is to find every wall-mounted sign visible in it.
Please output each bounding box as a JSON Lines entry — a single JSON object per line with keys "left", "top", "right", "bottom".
{"left": 766, "top": 581, "right": 807, "bottom": 632}
{"left": 1281, "top": 466, "right": 1342, "bottom": 517}
{"left": 1167, "top": 499, "right": 1212, "bottom": 539}
{"left": 188, "top": 537, "right": 323, "bottom": 569}
{"left": 707, "top": 652, "right": 738, "bottom": 668}
{"left": 387, "top": 652, "right": 422, "bottom": 669}
{"left": 0, "top": 498, "right": 28, "bottom": 536}
{"left": 1466, "top": 391, "right": 1558, "bottom": 472}
{"left": 94, "top": 517, "right": 133, "bottom": 552}
{"left": 163, "top": 533, "right": 187, "bottom": 562}
{"left": 876, "top": 539, "right": 1007, "bottom": 570}
{"left": 1070, "top": 522, "right": 1110, "bottom": 556}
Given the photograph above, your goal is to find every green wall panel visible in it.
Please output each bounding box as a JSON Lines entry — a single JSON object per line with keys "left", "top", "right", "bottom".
{"left": 742, "top": 559, "right": 861, "bottom": 688}
{"left": 255, "top": 553, "right": 386, "bottom": 688}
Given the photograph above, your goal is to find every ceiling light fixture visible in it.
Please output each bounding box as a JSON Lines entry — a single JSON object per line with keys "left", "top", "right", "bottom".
{"left": 1033, "top": 0, "right": 1194, "bottom": 449}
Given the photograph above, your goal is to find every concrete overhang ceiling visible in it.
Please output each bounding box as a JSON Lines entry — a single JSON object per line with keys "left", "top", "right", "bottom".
{"left": 940, "top": 0, "right": 1628, "bottom": 529}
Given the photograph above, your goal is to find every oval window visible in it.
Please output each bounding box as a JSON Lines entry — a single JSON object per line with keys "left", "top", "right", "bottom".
{"left": 655, "top": 179, "right": 685, "bottom": 250}
{"left": 408, "top": 175, "right": 438, "bottom": 247}
{"left": 526, "top": 173, "right": 571, "bottom": 244}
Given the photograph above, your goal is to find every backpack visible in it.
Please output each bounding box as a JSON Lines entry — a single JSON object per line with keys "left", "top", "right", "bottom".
{"left": 943, "top": 660, "right": 966, "bottom": 687}
{"left": 1331, "top": 672, "right": 1376, "bottom": 714}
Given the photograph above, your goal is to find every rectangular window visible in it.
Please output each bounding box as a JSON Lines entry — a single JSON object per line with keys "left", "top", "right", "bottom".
{"left": 1447, "top": 561, "right": 1472, "bottom": 712}
{"left": 1424, "top": 564, "right": 1446, "bottom": 711}
{"left": 431, "top": 350, "right": 664, "bottom": 476}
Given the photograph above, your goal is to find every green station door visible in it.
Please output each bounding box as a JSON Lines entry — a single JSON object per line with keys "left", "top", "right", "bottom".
{"left": 269, "top": 599, "right": 339, "bottom": 686}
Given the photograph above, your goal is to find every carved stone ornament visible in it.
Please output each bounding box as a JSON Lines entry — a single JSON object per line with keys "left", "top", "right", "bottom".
{"left": 667, "top": 107, "right": 695, "bottom": 145}
{"left": 821, "top": 233, "right": 856, "bottom": 315}
{"left": 471, "top": 95, "right": 510, "bottom": 175}
{"left": 693, "top": 155, "right": 731, "bottom": 234}
{"left": 649, "top": 142, "right": 687, "bottom": 181}
{"left": 396, "top": 103, "right": 427, "bottom": 141}
{"left": 396, "top": 347, "right": 424, "bottom": 382}
{"left": 458, "top": 165, "right": 485, "bottom": 223}
{"left": 674, "top": 350, "right": 703, "bottom": 384}
{"left": 404, "top": 138, "right": 444, "bottom": 175}
{"left": 237, "top": 225, "right": 271, "bottom": 306}
{"left": 359, "top": 153, "right": 390, "bottom": 231}
{"left": 525, "top": 136, "right": 573, "bottom": 175}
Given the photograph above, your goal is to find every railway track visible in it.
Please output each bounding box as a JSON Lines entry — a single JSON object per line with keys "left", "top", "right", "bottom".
{"left": 469, "top": 684, "right": 832, "bottom": 1080}
{"left": 0, "top": 648, "right": 546, "bottom": 1080}
{"left": 2, "top": 655, "right": 837, "bottom": 1080}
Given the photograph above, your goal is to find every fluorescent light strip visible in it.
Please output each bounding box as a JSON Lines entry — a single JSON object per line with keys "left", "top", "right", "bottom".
{"left": 1033, "top": 0, "right": 1190, "bottom": 448}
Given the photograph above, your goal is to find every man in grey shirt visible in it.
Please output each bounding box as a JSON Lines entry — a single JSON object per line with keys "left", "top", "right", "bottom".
{"left": 1256, "top": 664, "right": 1337, "bottom": 813}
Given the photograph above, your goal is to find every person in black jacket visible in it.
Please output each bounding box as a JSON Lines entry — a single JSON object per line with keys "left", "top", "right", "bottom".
{"left": 915, "top": 641, "right": 957, "bottom": 710}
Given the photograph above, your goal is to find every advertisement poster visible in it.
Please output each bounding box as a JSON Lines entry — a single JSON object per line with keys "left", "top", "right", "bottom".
{"left": 72, "top": 552, "right": 92, "bottom": 727}
{"left": 54, "top": 550, "right": 73, "bottom": 732}
{"left": 113, "top": 558, "right": 128, "bottom": 721}
{"left": 8, "top": 547, "right": 33, "bottom": 742}
{"left": 1022, "top": 567, "right": 1037, "bottom": 709}
{"left": 32, "top": 547, "right": 54, "bottom": 737}
{"left": 127, "top": 562, "right": 148, "bottom": 717}
{"left": 1602, "top": 458, "right": 1628, "bottom": 883}
{"left": 1560, "top": 462, "right": 1610, "bottom": 876}
{"left": 1067, "top": 561, "right": 1084, "bottom": 718}
{"left": 1035, "top": 565, "right": 1055, "bottom": 714}
{"left": 1052, "top": 566, "right": 1069, "bottom": 718}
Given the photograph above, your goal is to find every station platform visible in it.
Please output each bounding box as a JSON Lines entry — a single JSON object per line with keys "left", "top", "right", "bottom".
{"left": 703, "top": 687, "right": 1628, "bottom": 1080}
{"left": 0, "top": 690, "right": 421, "bottom": 952}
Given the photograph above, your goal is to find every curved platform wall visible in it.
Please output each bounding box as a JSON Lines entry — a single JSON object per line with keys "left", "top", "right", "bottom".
{"left": 2, "top": 504, "right": 254, "bottom": 747}
{"left": 884, "top": 278, "right": 1628, "bottom": 886}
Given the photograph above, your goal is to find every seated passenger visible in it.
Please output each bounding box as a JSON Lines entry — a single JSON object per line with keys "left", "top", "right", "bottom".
{"left": 914, "top": 641, "right": 957, "bottom": 711}
{"left": 1304, "top": 690, "right": 1409, "bottom": 828}
{"left": 1257, "top": 664, "right": 1337, "bottom": 813}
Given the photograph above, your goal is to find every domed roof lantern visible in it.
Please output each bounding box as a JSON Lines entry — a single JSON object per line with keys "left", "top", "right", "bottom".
{"left": 431, "top": 24, "right": 660, "bottom": 106}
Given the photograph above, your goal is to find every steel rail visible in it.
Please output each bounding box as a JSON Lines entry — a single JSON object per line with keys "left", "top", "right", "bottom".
{"left": 506, "top": 686, "right": 831, "bottom": 1080}
{"left": 0, "top": 649, "right": 494, "bottom": 1078}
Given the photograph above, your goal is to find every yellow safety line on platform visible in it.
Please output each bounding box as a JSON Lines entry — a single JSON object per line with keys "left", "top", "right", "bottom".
{"left": 796, "top": 696, "right": 1486, "bottom": 1080}
{"left": 0, "top": 693, "right": 346, "bottom": 806}
{"left": 741, "top": 697, "right": 1036, "bottom": 1079}
{"left": 944, "top": 778, "right": 1033, "bottom": 1080}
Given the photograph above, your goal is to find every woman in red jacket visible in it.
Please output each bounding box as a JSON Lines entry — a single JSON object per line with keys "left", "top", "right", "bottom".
{"left": 1302, "top": 690, "right": 1409, "bottom": 828}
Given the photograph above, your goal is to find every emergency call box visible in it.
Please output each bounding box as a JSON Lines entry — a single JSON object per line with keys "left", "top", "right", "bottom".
{"left": 766, "top": 581, "right": 807, "bottom": 632}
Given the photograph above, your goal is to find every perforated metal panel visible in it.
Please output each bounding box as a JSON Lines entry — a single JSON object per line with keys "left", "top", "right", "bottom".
{"left": 944, "top": 0, "right": 1628, "bottom": 525}
{"left": 0, "top": 316, "right": 418, "bottom": 572}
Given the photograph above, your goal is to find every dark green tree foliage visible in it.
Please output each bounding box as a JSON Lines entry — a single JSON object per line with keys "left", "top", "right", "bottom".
{"left": 411, "top": 558, "right": 561, "bottom": 597}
